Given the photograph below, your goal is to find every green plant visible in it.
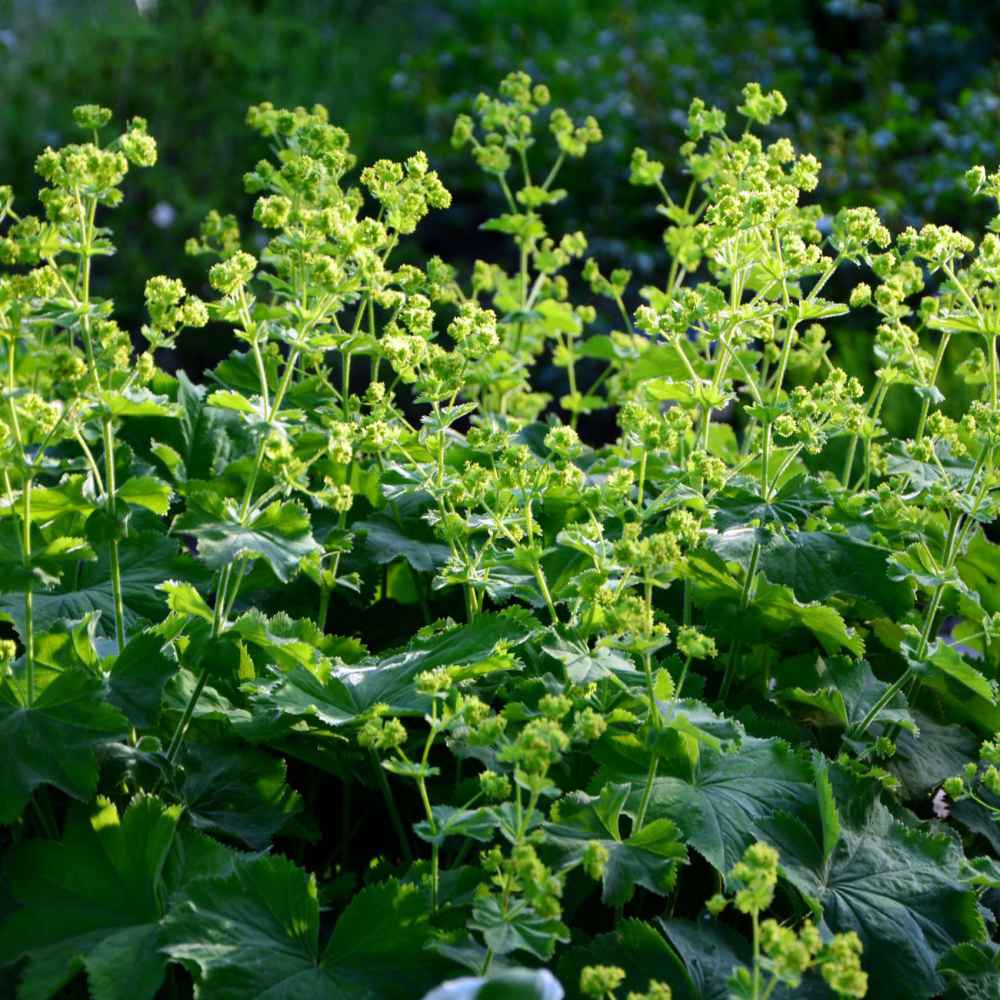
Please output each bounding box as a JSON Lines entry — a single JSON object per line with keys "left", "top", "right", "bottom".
{"left": 2, "top": 72, "right": 1000, "bottom": 1000}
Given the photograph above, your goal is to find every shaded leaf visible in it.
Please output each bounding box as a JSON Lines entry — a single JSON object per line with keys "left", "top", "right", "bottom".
{"left": 0, "top": 669, "right": 128, "bottom": 824}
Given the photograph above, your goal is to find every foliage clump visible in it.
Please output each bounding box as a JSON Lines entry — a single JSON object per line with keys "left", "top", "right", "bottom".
{"left": 3, "top": 74, "right": 1000, "bottom": 1000}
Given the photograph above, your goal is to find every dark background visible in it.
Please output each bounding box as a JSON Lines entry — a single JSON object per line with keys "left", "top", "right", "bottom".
{"left": 2, "top": 0, "right": 1000, "bottom": 385}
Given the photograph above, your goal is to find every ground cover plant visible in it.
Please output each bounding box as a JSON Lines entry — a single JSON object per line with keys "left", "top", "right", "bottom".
{"left": 3, "top": 72, "right": 1000, "bottom": 999}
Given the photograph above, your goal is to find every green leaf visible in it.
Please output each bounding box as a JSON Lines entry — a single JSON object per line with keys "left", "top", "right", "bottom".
{"left": 713, "top": 475, "right": 829, "bottom": 530}
{"left": 688, "top": 553, "right": 863, "bottom": 655}
{"left": 103, "top": 388, "right": 176, "bottom": 418}
{"left": 422, "top": 970, "right": 564, "bottom": 1000}
{"left": 175, "top": 369, "right": 235, "bottom": 482}
{"left": 912, "top": 635, "right": 996, "bottom": 704}
{"left": 767, "top": 786, "right": 986, "bottom": 998}
{"left": 545, "top": 783, "right": 687, "bottom": 905}
{"left": 206, "top": 389, "right": 258, "bottom": 414}
{"left": 32, "top": 612, "right": 101, "bottom": 673}
{"left": 248, "top": 610, "right": 536, "bottom": 728}
{"left": 0, "top": 795, "right": 182, "bottom": 1000}
{"left": 174, "top": 742, "right": 301, "bottom": 850}
{"left": 0, "top": 476, "right": 95, "bottom": 521}
{"left": 558, "top": 920, "right": 694, "bottom": 1000}
{"left": 415, "top": 806, "right": 500, "bottom": 848}
{"left": 659, "top": 919, "right": 747, "bottom": 1000}
{"left": 622, "top": 738, "right": 815, "bottom": 872}
{"left": 157, "top": 579, "right": 214, "bottom": 621}
{"left": 938, "top": 942, "right": 1000, "bottom": 1000}
{"left": 813, "top": 754, "right": 840, "bottom": 866}
{"left": 0, "top": 669, "right": 129, "bottom": 824}
{"left": 776, "top": 656, "right": 914, "bottom": 735}
{"left": 173, "top": 491, "right": 320, "bottom": 583}
{"left": 541, "top": 635, "right": 638, "bottom": 684}
{"left": 709, "top": 528, "right": 912, "bottom": 617}
{"left": 352, "top": 512, "right": 450, "bottom": 574}
{"left": 0, "top": 530, "right": 192, "bottom": 639}
{"left": 888, "top": 712, "right": 979, "bottom": 798}
{"left": 658, "top": 919, "right": 828, "bottom": 1000}
{"left": 108, "top": 625, "right": 180, "bottom": 727}
{"left": 118, "top": 476, "right": 173, "bottom": 515}
{"left": 0, "top": 525, "right": 94, "bottom": 591}
{"left": 469, "top": 895, "right": 569, "bottom": 963}
{"left": 229, "top": 608, "right": 336, "bottom": 671}
{"left": 162, "top": 860, "right": 452, "bottom": 998}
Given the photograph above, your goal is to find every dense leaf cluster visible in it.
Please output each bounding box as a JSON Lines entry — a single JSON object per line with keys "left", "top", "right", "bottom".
{"left": 2, "top": 74, "right": 1000, "bottom": 999}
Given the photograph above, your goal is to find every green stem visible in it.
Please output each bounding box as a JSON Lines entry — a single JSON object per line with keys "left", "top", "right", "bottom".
{"left": 675, "top": 655, "right": 692, "bottom": 699}
{"left": 317, "top": 582, "right": 331, "bottom": 630}
{"left": 6, "top": 340, "right": 35, "bottom": 704}
{"left": 22, "top": 474, "right": 34, "bottom": 704}
{"left": 372, "top": 751, "right": 413, "bottom": 863}
{"left": 752, "top": 910, "right": 761, "bottom": 998}
{"left": 636, "top": 449, "right": 648, "bottom": 510}
{"left": 533, "top": 561, "right": 558, "bottom": 624}
{"left": 915, "top": 332, "right": 951, "bottom": 442}
{"left": 634, "top": 754, "right": 659, "bottom": 832}
{"left": 719, "top": 540, "right": 761, "bottom": 701}
{"left": 165, "top": 664, "right": 209, "bottom": 763}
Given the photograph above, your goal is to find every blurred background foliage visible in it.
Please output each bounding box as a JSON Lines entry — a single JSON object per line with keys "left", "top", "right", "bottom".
{"left": 2, "top": 0, "right": 1000, "bottom": 420}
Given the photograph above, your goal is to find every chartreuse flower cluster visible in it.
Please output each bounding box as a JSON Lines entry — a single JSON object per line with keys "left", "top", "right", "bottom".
{"left": 707, "top": 843, "right": 867, "bottom": 999}
{"left": 4, "top": 73, "right": 1000, "bottom": 1000}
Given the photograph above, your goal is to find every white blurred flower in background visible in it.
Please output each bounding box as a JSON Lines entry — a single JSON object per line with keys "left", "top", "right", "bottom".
{"left": 151, "top": 202, "right": 176, "bottom": 229}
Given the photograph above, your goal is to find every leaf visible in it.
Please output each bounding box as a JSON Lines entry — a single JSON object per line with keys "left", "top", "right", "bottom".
{"left": 813, "top": 754, "right": 840, "bottom": 866}
{"left": 712, "top": 475, "right": 829, "bottom": 530}
{"left": 469, "top": 895, "right": 569, "bottom": 963}
{"left": 0, "top": 669, "right": 129, "bottom": 824}
{"left": 888, "top": 712, "right": 979, "bottom": 798}
{"left": 558, "top": 920, "right": 694, "bottom": 1000}
{"left": 541, "top": 635, "right": 638, "bottom": 684}
{"left": 0, "top": 476, "right": 95, "bottom": 521}
{"left": 0, "top": 796, "right": 185, "bottom": 1000}
{"left": 545, "top": 783, "right": 686, "bottom": 906}
{"left": 916, "top": 636, "right": 996, "bottom": 704}
{"left": 776, "top": 656, "right": 914, "bottom": 735}
{"left": 248, "top": 610, "right": 536, "bottom": 728}
{"left": 175, "top": 742, "right": 302, "bottom": 850}
{"left": 206, "top": 389, "right": 258, "bottom": 414}
{"left": 103, "top": 388, "right": 176, "bottom": 418}
{"left": 767, "top": 786, "right": 986, "bottom": 998}
{"left": 352, "top": 512, "right": 450, "bottom": 574}
{"left": 658, "top": 919, "right": 827, "bottom": 1000}
{"left": 228, "top": 608, "right": 334, "bottom": 671}
{"left": 108, "top": 625, "right": 180, "bottom": 727}
{"left": 176, "top": 369, "right": 235, "bottom": 482}
{"left": 157, "top": 579, "right": 214, "bottom": 621}
{"left": 173, "top": 491, "right": 320, "bottom": 583}
{"left": 687, "top": 553, "right": 863, "bottom": 655}
{"left": 622, "top": 738, "right": 815, "bottom": 872}
{"left": 162, "top": 860, "right": 452, "bottom": 999}
{"left": 0, "top": 530, "right": 192, "bottom": 640}
{"left": 32, "top": 612, "right": 101, "bottom": 673}
{"left": 422, "top": 970, "right": 564, "bottom": 1000}
{"left": 415, "top": 806, "right": 500, "bottom": 848}
{"left": 709, "top": 528, "right": 912, "bottom": 617}
{"left": 658, "top": 919, "right": 744, "bottom": 1000}
{"left": 118, "top": 476, "right": 173, "bottom": 515}
{"left": 938, "top": 942, "right": 1000, "bottom": 1000}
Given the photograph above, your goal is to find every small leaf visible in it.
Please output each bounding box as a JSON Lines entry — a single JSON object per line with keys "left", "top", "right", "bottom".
{"left": 118, "top": 476, "right": 173, "bottom": 515}
{"left": 545, "top": 783, "right": 687, "bottom": 906}
{"left": 173, "top": 491, "right": 320, "bottom": 583}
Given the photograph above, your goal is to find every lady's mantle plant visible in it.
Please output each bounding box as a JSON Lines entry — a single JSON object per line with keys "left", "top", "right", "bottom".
{"left": 1, "top": 73, "right": 1000, "bottom": 999}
